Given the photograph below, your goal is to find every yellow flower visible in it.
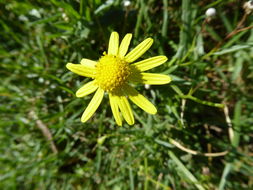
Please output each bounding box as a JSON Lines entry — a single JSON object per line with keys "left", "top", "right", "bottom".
{"left": 66, "top": 32, "right": 171, "bottom": 126}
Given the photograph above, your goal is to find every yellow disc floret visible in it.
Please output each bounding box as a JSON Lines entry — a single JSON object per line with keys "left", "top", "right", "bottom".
{"left": 95, "top": 54, "right": 131, "bottom": 92}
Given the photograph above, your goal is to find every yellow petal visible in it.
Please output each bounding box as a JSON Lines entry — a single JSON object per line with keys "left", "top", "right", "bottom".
{"left": 130, "top": 73, "right": 172, "bottom": 85}
{"left": 108, "top": 32, "right": 119, "bottom": 55}
{"left": 80, "top": 58, "right": 97, "bottom": 68}
{"left": 116, "top": 96, "right": 134, "bottom": 125}
{"left": 124, "top": 38, "right": 153, "bottom": 63}
{"left": 118, "top": 33, "right": 132, "bottom": 58}
{"left": 123, "top": 85, "right": 157, "bottom": 114}
{"left": 66, "top": 63, "right": 95, "bottom": 78}
{"left": 81, "top": 88, "right": 104, "bottom": 122}
{"left": 132, "top": 56, "right": 168, "bottom": 72}
{"left": 76, "top": 81, "right": 98, "bottom": 97}
{"left": 109, "top": 93, "right": 122, "bottom": 126}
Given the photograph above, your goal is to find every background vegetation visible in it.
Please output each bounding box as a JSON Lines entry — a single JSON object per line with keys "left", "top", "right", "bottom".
{"left": 1, "top": 0, "right": 253, "bottom": 189}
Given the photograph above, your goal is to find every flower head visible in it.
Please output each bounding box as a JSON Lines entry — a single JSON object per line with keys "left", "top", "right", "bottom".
{"left": 244, "top": 1, "right": 253, "bottom": 14}
{"left": 66, "top": 32, "right": 171, "bottom": 126}
{"left": 205, "top": 8, "right": 216, "bottom": 17}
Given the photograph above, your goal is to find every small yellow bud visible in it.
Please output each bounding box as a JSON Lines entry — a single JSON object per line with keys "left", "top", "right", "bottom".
{"left": 97, "top": 135, "right": 108, "bottom": 145}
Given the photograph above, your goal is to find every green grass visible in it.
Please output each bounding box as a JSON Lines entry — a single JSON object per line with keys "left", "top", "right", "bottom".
{"left": 1, "top": 0, "right": 253, "bottom": 189}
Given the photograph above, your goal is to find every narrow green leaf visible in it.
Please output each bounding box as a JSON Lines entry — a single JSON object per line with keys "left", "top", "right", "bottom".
{"left": 218, "top": 163, "right": 233, "bottom": 190}
{"left": 231, "top": 101, "right": 242, "bottom": 147}
{"left": 213, "top": 44, "right": 253, "bottom": 55}
{"left": 168, "top": 151, "right": 205, "bottom": 190}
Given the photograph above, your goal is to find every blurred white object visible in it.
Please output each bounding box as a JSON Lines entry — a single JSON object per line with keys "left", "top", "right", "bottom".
{"left": 145, "top": 84, "right": 150, "bottom": 90}
{"left": 62, "top": 13, "right": 69, "bottom": 22}
{"left": 243, "top": 1, "right": 253, "bottom": 14}
{"left": 123, "top": 0, "right": 131, "bottom": 7}
{"left": 38, "top": 77, "right": 44, "bottom": 83}
{"left": 29, "top": 9, "right": 41, "bottom": 18}
{"left": 205, "top": 8, "right": 216, "bottom": 17}
{"left": 50, "top": 84, "right": 56, "bottom": 89}
{"left": 18, "top": 15, "right": 28, "bottom": 22}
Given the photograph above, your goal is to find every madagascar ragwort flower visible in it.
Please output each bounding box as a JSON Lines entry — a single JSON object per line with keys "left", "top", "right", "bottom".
{"left": 66, "top": 32, "right": 171, "bottom": 126}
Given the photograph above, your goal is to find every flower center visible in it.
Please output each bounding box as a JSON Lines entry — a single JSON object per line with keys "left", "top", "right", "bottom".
{"left": 95, "top": 54, "right": 131, "bottom": 92}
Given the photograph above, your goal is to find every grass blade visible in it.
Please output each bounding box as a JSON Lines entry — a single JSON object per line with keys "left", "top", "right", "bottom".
{"left": 168, "top": 151, "right": 205, "bottom": 190}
